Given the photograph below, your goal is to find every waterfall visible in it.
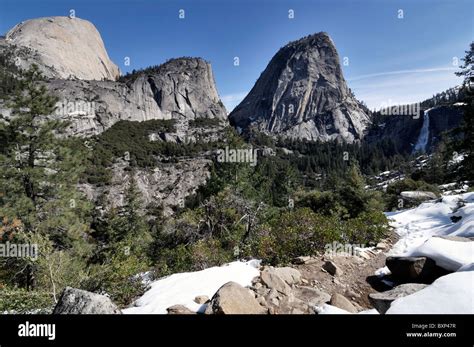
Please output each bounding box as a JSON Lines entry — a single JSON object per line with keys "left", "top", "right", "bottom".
{"left": 413, "top": 109, "right": 431, "bottom": 153}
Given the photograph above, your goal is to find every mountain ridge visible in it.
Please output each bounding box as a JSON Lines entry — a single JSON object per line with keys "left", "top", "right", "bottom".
{"left": 229, "top": 31, "right": 371, "bottom": 143}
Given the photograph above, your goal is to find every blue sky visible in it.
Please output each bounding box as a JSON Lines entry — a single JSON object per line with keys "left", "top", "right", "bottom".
{"left": 1, "top": 0, "right": 472, "bottom": 111}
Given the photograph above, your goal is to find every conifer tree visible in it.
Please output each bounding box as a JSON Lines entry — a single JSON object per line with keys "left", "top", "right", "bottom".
{"left": 456, "top": 42, "right": 474, "bottom": 179}
{"left": 0, "top": 65, "right": 93, "bottom": 292}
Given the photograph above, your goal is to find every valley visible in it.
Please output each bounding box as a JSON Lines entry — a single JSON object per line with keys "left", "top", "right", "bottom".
{"left": 0, "top": 13, "right": 472, "bottom": 318}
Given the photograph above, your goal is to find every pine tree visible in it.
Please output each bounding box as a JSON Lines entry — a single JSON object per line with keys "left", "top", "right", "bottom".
{"left": 0, "top": 65, "right": 93, "bottom": 293}
{"left": 456, "top": 42, "right": 474, "bottom": 179}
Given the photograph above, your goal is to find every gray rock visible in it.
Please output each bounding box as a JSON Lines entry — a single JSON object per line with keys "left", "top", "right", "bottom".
{"left": 53, "top": 287, "right": 121, "bottom": 314}
{"left": 400, "top": 191, "right": 437, "bottom": 201}
{"left": 293, "top": 256, "right": 311, "bottom": 264}
{"left": 205, "top": 282, "right": 267, "bottom": 314}
{"left": 296, "top": 286, "right": 331, "bottom": 306}
{"left": 167, "top": 304, "right": 195, "bottom": 314}
{"left": 265, "top": 288, "right": 279, "bottom": 302}
{"left": 41, "top": 57, "right": 228, "bottom": 137}
{"left": 5, "top": 16, "right": 120, "bottom": 80}
{"left": 81, "top": 158, "right": 212, "bottom": 217}
{"left": 386, "top": 256, "right": 449, "bottom": 283}
{"left": 260, "top": 268, "right": 292, "bottom": 295}
{"left": 229, "top": 32, "right": 371, "bottom": 143}
{"left": 344, "top": 289, "right": 360, "bottom": 300}
{"left": 256, "top": 295, "right": 267, "bottom": 306}
{"left": 369, "top": 283, "right": 428, "bottom": 314}
{"left": 329, "top": 293, "right": 357, "bottom": 313}
{"left": 194, "top": 295, "right": 210, "bottom": 304}
{"left": 272, "top": 267, "right": 302, "bottom": 285}
{"left": 322, "top": 260, "right": 342, "bottom": 276}
{"left": 277, "top": 295, "right": 313, "bottom": 314}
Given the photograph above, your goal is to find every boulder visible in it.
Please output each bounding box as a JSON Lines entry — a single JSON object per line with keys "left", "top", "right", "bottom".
{"left": 167, "top": 305, "right": 195, "bottom": 314}
{"left": 194, "top": 295, "right": 210, "bottom": 304}
{"left": 329, "top": 293, "right": 357, "bottom": 313}
{"left": 293, "top": 256, "right": 317, "bottom": 265}
{"left": 322, "top": 260, "right": 343, "bottom": 276}
{"left": 386, "top": 256, "right": 449, "bottom": 283}
{"left": 272, "top": 267, "right": 302, "bottom": 285}
{"left": 400, "top": 191, "right": 437, "bottom": 202}
{"left": 450, "top": 215, "right": 462, "bottom": 223}
{"left": 369, "top": 283, "right": 428, "bottom": 314}
{"left": 205, "top": 282, "right": 267, "bottom": 314}
{"left": 277, "top": 294, "right": 313, "bottom": 314}
{"left": 53, "top": 287, "right": 121, "bottom": 314}
{"left": 296, "top": 286, "right": 331, "bottom": 306}
{"left": 260, "top": 268, "right": 292, "bottom": 295}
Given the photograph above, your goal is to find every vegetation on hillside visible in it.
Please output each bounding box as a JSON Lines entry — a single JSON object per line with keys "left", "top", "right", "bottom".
{"left": 0, "top": 42, "right": 472, "bottom": 313}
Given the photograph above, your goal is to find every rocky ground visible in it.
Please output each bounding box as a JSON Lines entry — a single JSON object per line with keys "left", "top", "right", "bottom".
{"left": 234, "top": 232, "right": 399, "bottom": 314}
{"left": 51, "top": 192, "right": 473, "bottom": 315}
{"left": 290, "top": 232, "right": 399, "bottom": 309}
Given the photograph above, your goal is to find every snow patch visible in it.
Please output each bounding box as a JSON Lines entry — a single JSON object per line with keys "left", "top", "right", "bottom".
{"left": 402, "top": 237, "right": 474, "bottom": 271}
{"left": 387, "top": 271, "right": 474, "bottom": 314}
{"left": 123, "top": 260, "right": 260, "bottom": 314}
{"left": 314, "top": 304, "right": 351, "bottom": 314}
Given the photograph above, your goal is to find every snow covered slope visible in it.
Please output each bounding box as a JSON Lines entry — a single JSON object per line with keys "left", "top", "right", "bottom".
{"left": 386, "top": 192, "right": 474, "bottom": 257}
{"left": 383, "top": 191, "right": 474, "bottom": 314}
{"left": 387, "top": 271, "right": 474, "bottom": 314}
{"left": 124, "top": 260, "right": 260, "bottom": 314}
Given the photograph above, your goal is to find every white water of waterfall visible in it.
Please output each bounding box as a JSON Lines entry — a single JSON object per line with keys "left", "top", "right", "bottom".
{"left": 413, "top": 109, "right": 431, "bottom": 153}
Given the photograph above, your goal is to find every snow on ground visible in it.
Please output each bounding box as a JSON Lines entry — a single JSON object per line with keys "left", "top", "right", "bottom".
{"left": 123, "top": 260, "right": 260, "bottom": 314}
{"left": 379, "top": 191, "right": 474, "bottom": 314}
{"left": 314, "top": 304, "right": 351, "bottom": 314}
{"left": 405, "top": 237, "right": 473, "bottom": 271}
{"left": 386, "top": 192, "right": 474, "bottom": 256}
{"left": 386, "top": 271, "right": 474, "bottom": 314}
{"left": 315, "top": 305, "right": 379, "bottom": 315}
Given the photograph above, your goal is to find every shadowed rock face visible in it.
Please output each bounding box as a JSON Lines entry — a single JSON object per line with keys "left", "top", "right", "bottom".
{"left": 5, "top": 16, "right": 120, "bottom": 81}
{"left": 229, "top": 32, "right": 371, "bottom": 143}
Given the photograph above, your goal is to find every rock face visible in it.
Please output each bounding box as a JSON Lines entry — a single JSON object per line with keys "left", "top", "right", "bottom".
{"left": 1, "top": 18, "right": 227, "bottom": 138}
{"left": 44, "top": 57, "right": 228, "bottom": 137}
{"left": 80, "top": 158, "right": 212, "bottom": 216}
{"left": 369, "top": 283, "right": 428, "bottom": 314}
{"left": 205, "top": 282, "right": 267, "bottom": 314}
{"left": 53, "top": 287, "right": 121, "bottom": 314}
{"left": 229, "top": 32, "right": 371, "bottom": 143}
{"left": 5, "top": 17, "right": 120, "bottom": 81}
{"left": 365, "top": 104, "right": 464, "bottom": 154}
{"left": 125, "top": 58, "right": 226, "bottom": 122}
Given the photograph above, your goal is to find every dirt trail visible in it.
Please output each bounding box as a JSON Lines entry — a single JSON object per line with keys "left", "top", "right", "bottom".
{"left": 293, "top": 232, "right": 399, "bottom": 310}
